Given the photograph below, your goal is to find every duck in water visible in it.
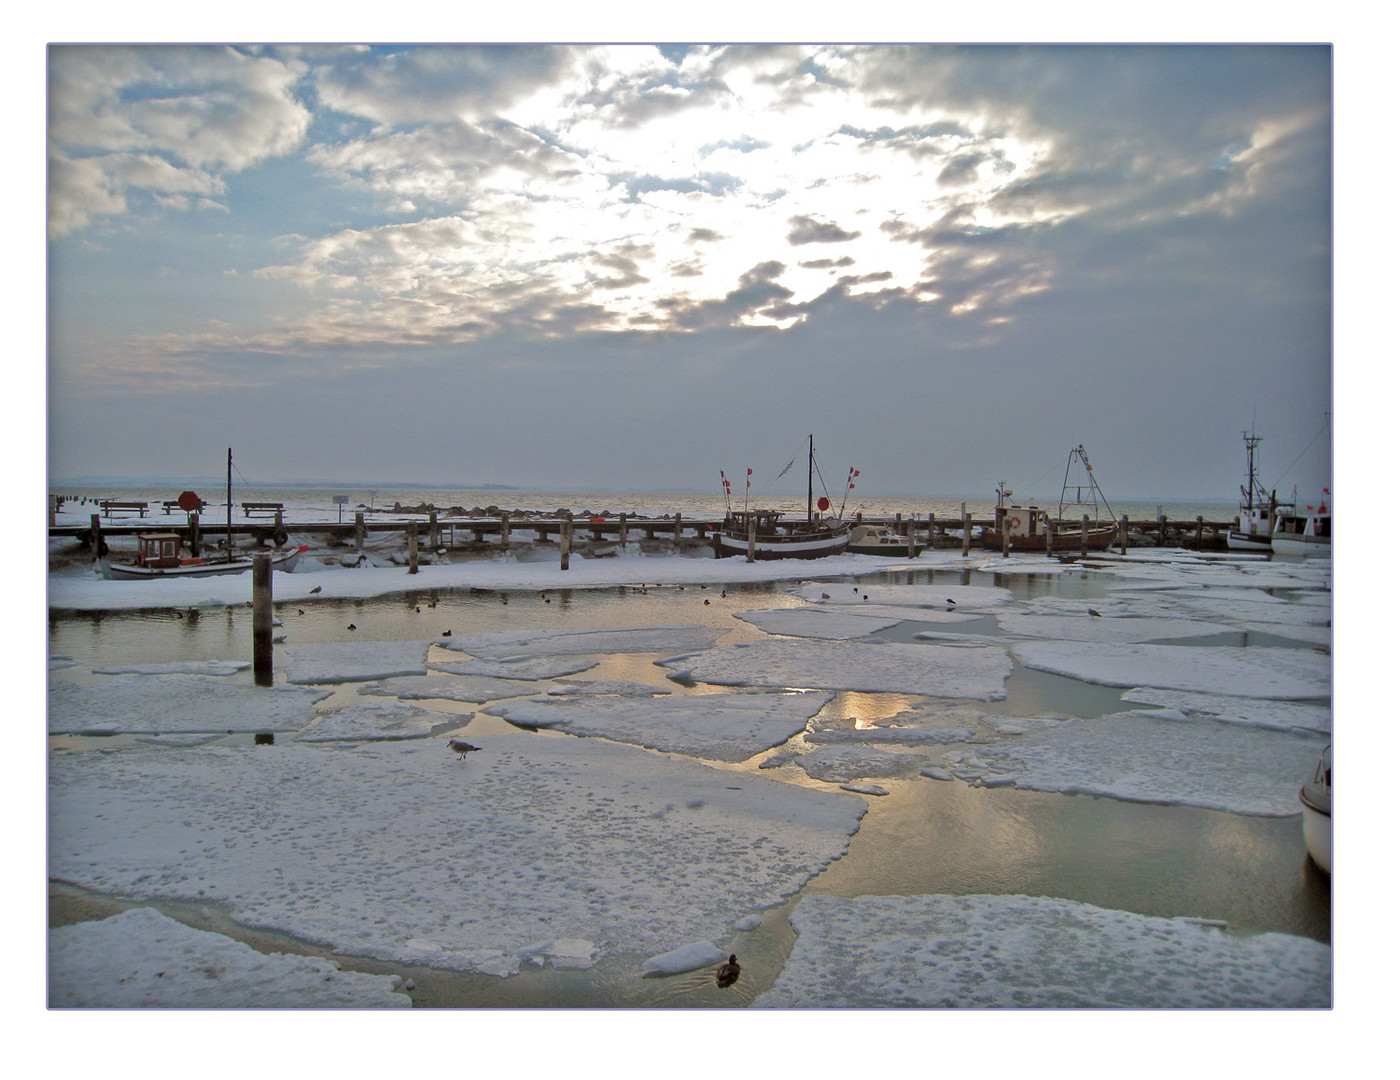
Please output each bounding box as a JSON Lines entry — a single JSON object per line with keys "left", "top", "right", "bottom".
{"left": 716, "top": 954, "right": 740, "bottom": 989}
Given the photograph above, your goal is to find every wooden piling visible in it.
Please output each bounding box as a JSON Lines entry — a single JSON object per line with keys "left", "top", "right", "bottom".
{"left": 908, "top": 515, "right": 917, "bottom": 557}
{"left": 429, "top": 510, "right": 439, "bottom": 550}
{"left": 500, "top": 512, "right": 511, "bottom": 551}
{"left": 1002, "top": 516, "right": 1011, "bottom": 558}
{"left": 747, "top": 515, "right": 757, "bottom": 563}
{"left": 560, "top": 512, "right": 572, "bottom": 571}
{"left": 1157, "top": 513, "right": 1167, "bottom": 547}
{"left": 619, "top": 513, "right": 628, "bottom": 551}
{"left": 407, "top": 524, "right": 419, "bottom": 574}
{"left": 1046, "top": 516, "right": 1055, "bottom": 556}
{"left": 189, "top": 512, "right": 201, "bottom": 557}
{"left": 89, "top": 513, "right": 103, "bottom": 562}
{"left": 252, "top": 553, "right": 273, "bottom": 687}
{"left": 673, "top": 512, "right": 683, "bottom": 554}
{"left": 355, "top": 512, "right": 365, "bottom": 552}
{"left": 1081, "top": 514, "right": 1090, "bottom": 558}
{"left": 961, "top": 503, "right": 971, "bottom": 557}
{"left": 1120, "top": 514, "right": 1129, "bottom": 555}
{"left": 1195, "top": 515, "right": 1205, "bottom": 546}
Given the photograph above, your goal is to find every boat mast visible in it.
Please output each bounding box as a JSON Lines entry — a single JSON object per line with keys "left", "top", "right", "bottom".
{"left": 1242, "top": 431, "right": 1261, "bottom": 512}
{"left": 807, "top": 434, "right": 814, "bottom": 524}
{"left": 226, "top": 447, "right": 233, "bottom": 562}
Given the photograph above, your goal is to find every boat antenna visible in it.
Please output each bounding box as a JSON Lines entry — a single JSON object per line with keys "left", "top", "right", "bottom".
{"left": 807, "top": 434, "right": 814, "bottom": 523}
{"left": 226, "top": 447, "right": 233, "bottom": 563}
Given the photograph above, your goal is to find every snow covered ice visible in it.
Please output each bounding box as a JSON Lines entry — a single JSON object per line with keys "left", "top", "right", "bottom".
{"left": 47, "top": 535, "right": 1333, "bottom": 1008}
{"left": 753, "top": 894, "right": 1329, "bottom": 1008}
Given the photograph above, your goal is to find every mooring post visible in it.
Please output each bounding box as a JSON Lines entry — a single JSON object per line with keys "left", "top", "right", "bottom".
{"left": 252, "top": 552, "right": 273, "bottom": 687}
{"left": 1157, "top": 513, "right": 1167, "bottom": 547}
{"left": 1079, "top": 514, "right": 1089, "bottom": 557}
{"left": 673, "top": 512, "right": 682, "bottom": 553}
{"left": 619, "top": 512, "right": 628, "bottom": 551}
{"left": 355, "top": 511, "right": 365, "bottom": 552}
{"left": 1120, "top": 514, "right": 1129, "bottom": 555}
{"left": 1046, "top": 516, "right": 1055, "bottom": 556}
{"left": 189, "top": 511, "right": 201, "bottom": 557}
{"left": 89, "top": 513, "right": 104, "bottom": 563}
{"left": 961, "top": 503, "right": 970, "bottom": 557}
{"left": 560, "top": 512, "right": 572, "bottom": 571}
{"left": 407, "top": 523, "right": 419, "bottom": 574}
{"left": 747, "top": 515, "right": 757, "bottom": 563}
{"left": 1002, "top": 516, "right": 1011, "bottom": 558}
{"left": 500, "top": 512, "right": 511, "bottom": 552}
{"left": 1195, "top": 515, "right": 1205, "bottom": 547}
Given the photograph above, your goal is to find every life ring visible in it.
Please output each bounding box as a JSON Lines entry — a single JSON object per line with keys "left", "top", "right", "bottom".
{"left": 1009, "top": 515, "right": 1022, "bottom": 530}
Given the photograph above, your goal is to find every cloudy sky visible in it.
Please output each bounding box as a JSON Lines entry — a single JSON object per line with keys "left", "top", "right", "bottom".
{"left": 45, "top": 42, "right": 1333, "bottom": 500}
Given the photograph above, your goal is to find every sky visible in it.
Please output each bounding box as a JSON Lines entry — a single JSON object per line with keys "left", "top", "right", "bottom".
{"left": 44, "top": 41, "right": 1335, "bottom": 501}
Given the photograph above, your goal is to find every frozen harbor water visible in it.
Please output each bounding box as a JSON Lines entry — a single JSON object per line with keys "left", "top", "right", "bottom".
{"left": 47, "top": 542, "right": 1332, "bottom": 1008}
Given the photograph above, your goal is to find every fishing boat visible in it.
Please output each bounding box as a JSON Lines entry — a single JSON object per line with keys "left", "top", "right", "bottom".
{"left": 981, "top": 446, "right": 1120, "bottom": 552}
{"left": 1227, "top": 430, "right": 1277, "bottom": 552}
{"left": 714, "top": 436, "right": 852, "bottom": 560}
{"left": 1272, "top": 495, "right": 1331, "bottom": 556}
{"left": 101, "top": 448, "right": 308, "bottom": 579}
{"left": 1300, "top": 744, "right": 1331, "bottom": 875}
{"left": 848, "top": 523, "right": 924, "bottom": 557}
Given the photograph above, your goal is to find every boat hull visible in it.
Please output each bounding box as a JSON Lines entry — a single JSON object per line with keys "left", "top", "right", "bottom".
{"left": 1226, "top": 530, "right": 1274, "bottom": 552}
{"left": 981, "top": 523, "right": 1119, "bottom": 553}
{"left": 849, "top": 541, "right": 925, "bottom": 557}
{"left": 103, "top": 546, "right": 308, "bottom": 580}
{"left": 1272, "top": 534, "right": 1331, "bottom": 557}
{"left": 1301, "top": 801, "right": 1331, "bottom": 874}
{"left": 714, "top": 530, "right": 850, "bottom": 560}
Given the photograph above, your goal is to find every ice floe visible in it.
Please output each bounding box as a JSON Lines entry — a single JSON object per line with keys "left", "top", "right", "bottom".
{"left": 939, "top": 709, "right": 1326, "bottom": 815}
{"left": 1119, "top": 687, "right": 1331, "bottom": 735}
{"left": 792, "top": 744, "right": 930, "bottom": 783}
{"left": 282, "top": 640, "right": 434, "bottom": 684}
{"left": 439, "top": 625, "right": 725, "bottom": 659}
{"left": 662, "top": 638, "right": 1013, "bottom": 699}
{"left": 1011, "top": 641, "right": 1330, "bottom": 699}
{"left": 48, "top": 907, "right": 412, "bottom": 1008}
{"left": 641, "top": 941, "right": 726, "bottom": 976}
{"left": 733, "top": 607, "right": 907, "bottom": 639}
{"left": 92, "top": 660, "right": 251, "bottom": 676}
{"left": 753, "top": 894, "right": 1329, "bottom": 1008}
{"left": 295, "top": 699, "right": 446, "bottom": 741}
{"left": 484, "top": 691, "right": 831, "bottom": 762}
{"left": 545, "top": 680, "right": 670, "bottom": 696}
{"left": 47, "top": 675, "right": 330, "bottom": 735}
{"left": 795, "top": 582, "right": 1014, "bottom": 609}
{"left": 359, "top": 673, "right": 538, "bottom": 703}
{"left": 992, "top": 613, "right": 1232, "bottom": 643}
{"left": 48, "top": 733, "right": 866, "bottom": 975}
{"left": 429, "top": 655, "right": 599, "bottom": 680}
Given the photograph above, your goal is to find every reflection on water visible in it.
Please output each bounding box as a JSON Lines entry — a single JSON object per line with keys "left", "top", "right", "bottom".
{"left": 48, "top": 560, "right": 1331, "bottom": 1006}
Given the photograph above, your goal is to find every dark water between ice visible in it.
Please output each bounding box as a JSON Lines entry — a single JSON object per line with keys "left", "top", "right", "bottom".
{"left": 47, "top": 562, "right": 1331, "bottom": 1008}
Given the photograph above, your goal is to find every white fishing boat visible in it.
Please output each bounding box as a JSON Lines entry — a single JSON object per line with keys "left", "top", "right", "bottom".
{"left": 982, "top": 446, "right": 1120, "bottom": 552}
{"left": 1272, "top": 490, "right": 1331, "bottom": 557}
{"left": 848, "top": 523, "right": 924, "bottom": 557}
{"left": 714, "top": 436, "right": 852, "bottom": 560}
{"left": 1299, "top": 744, "right": 1331, "bottom": 875}
{"left": 1227, "top": 430, "right": 1276, "bottom": 552}
{"left": 100, "top": 448, "right": 309, "bottom": 579}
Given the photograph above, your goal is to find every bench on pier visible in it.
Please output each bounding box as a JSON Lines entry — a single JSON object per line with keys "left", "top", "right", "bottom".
{"left": 162, "top": 498, "right": 207, "bottom": 514}
{"left": 242, "top": 501, "right": 285, "bottom": 518}
{"left": 99, "top": 500, "right": 148, "bottom": 518}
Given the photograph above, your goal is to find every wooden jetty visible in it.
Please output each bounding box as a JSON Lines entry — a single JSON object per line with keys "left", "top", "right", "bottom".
{"left": 52, "top": 506, "right": 1241, "bottom": 561}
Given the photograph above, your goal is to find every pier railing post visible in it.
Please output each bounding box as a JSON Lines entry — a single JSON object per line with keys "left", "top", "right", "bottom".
{"left": 252, "top": 553, "right": 273, "bottom": 687}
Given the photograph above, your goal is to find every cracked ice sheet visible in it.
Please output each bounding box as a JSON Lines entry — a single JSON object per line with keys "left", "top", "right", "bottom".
{"left": 47, "top": 676, "right": 331, "bottom": 735}
{"left": 795, "top": 582, "right": 1014, "bottom": 610}
{"left": 439, "top": 625, "right": 724, "bottom": 659}
{"left": 943, "top": 710, "right": 1326, "bottom": 815}
{"left": 484, "top": 691, "right": 831, "bottom": 762}
{"left": 359, "top": 674, "right": 538, "bottom": 704}
{"left": 92, "top": 660, "right": 251, "bottom": 676}
{"left": 283, "top": 640, "right": 434, "bottom": 684}
{"left": 793, "top": 744, "right": 931, "bottom": 783}
{"left": 49, "top": 908, "right": 411, "bottom": 1008}
{"left": 1120, "top": 687, "right": 1331, "bottom": 735}
{"left": 429, "top": 656, "right": 599, "bottom": 680}
{"left": 50, "top": 735, "right": 865, "bottom": 978}
{"left": 1129, "top": 589, "right": 1331, "bottom": 630}
{"left": 753, "top": 894, "right": 1329, "bottom": 1008}
{"left": 733, "top": 608, "right": 907, "bottom": 639}
{"left": 1011, "top": 641, "right": 1329, "bottom": 699}
{"left": 295, "top": 699, "right": 446, "bottom": 741}
{"left": 662, "top": 638, "right": 1013, "bottom": 699}
{"left": 993, "top": 613, "right": 1232, "bottom": 643}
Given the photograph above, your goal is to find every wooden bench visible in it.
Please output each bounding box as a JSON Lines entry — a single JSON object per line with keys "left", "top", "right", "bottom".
{"left": 162, "top": 499, "right": 207, "bottom": 513}
{"left": 99, "top": 500, "right": 149, "bottom": 518}
{"left": 242, "top": 501, "right": 285, "bottom": 518}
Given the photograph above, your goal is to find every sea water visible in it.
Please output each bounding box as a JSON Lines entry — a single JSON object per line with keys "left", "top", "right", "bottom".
{"left": 47, "top": 556, "right": 1329, "bottom": 1008}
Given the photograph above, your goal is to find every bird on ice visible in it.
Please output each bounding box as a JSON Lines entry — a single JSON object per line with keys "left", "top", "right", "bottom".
{"left": 448, "top": 739, "right": 481, "bottom": 759}
{"left": 309, "top": 585, "right": 322, "bottom": 594}
{"left": 716, "top": 954, "right": 740, "bottom": 988}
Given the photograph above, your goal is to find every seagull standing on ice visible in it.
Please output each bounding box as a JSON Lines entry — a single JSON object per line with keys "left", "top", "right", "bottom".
{"left": 448, "top": 739, "right": 481, "bottom": 759}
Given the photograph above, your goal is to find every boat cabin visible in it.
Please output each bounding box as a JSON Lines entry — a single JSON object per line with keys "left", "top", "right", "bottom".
{"left": 134, "top": 532, "right": 184, "bottom": 569}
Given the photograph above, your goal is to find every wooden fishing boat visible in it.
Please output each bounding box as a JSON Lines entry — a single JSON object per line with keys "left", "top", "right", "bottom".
{"left": 103, "top": 535, "right": 308, "bottom": 580}
{"left": 714, "top": 436, "right": 852, "bottom": 560}
{"left": 982, "top": 446, "right": 1120, "bottom": 552}
{"left": 100, "top": 447, "right": 308, "bottom": 579}
{"left": 1227, "top": 430, "right": 1277, "bottom": 552}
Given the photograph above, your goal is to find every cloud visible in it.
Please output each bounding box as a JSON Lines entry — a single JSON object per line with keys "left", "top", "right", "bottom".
{"left": 786, "top": 214, "right": 862, "bottom": 245}
{"left": 47, "top": 45, "right": 311, "bottom": 237}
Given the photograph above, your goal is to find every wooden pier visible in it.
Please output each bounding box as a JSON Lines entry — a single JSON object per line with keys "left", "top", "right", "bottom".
{"left": 51, "top": 508, "right": 1241, "bottom": 559}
